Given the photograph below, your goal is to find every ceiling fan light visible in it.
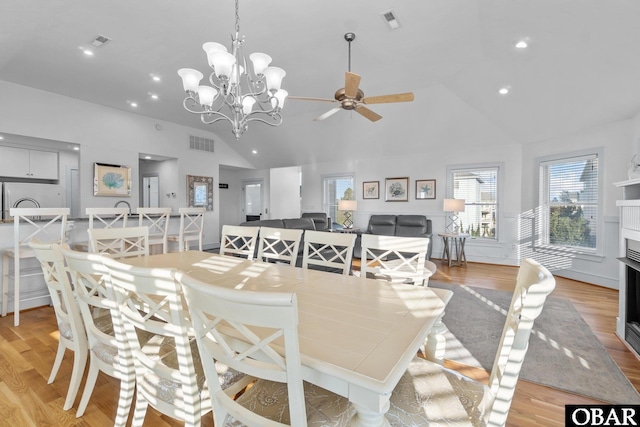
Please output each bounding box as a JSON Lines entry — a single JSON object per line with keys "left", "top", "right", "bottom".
{"left": 263, "top": 66, "right": 286, "bottom": 92}
{"left": 249, "top": 52, "right": 272, "bottom": 75}
{"left": 178, "top": 68, "right": 204, "bottom": 92}
{"left": 210, "top": 51, "right": 236, "bottom": 78}
{"left": 271, "top": 89, "right": 288, "bottom": 110}
{"left": 197, "top": 85, "right": 218, "bottom": 107}
{"left": 242, "top": 96, "right": 256, "bottom": 114}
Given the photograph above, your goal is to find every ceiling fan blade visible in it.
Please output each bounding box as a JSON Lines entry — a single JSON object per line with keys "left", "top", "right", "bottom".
{"left": 362, "top": 92, "right": 414, "bottom": 104}
{"left": 355, "top": 105, "right": 382, "bottom": 122}
{"left": 345, "top": 72, "right": 361, "bottom": 98}
{"left": 288, "top": 96, "right": 338, "bottom": 103}
{"left": 314, "top": 107, "right": 342, "bottom": 121}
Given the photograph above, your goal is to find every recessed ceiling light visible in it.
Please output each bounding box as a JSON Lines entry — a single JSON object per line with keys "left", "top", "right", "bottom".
{"left": 150, "top": 94, "right": 159, "bottom": 100}
{"left": 151, "top": 74, "right": 161, "bottom": 82}
{"left": 498, "top": 86, "right": 511, "bottom": 95}
{"left": 144, "top": 155, "right": 151, "bottom": 160}
{"left": 252, "top": 150, "right": 257, "bottom": 154}
{"left": 73, "top": 146, "right": 79, "bottom": 151}
{"left": 515, "top": 40, "right": 528, "bottom": 49}
{"left": 129, "top": 101, "right": 138, "bottom": 107}
{"left": 83, "top": 49, "right": 94, "bottom": 56}
{"left": 0, "top": 136, "right": 4, "bottom": 140}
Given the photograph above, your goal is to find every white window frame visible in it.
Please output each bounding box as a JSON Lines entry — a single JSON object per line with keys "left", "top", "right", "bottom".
{"left": 321, "top": 173, "right": 355, "bottom": 226}
{"left": 536, "top": 148, "right": 603, "bottom": 256}
{"left": 447, "top": 163, "right": 502, "bottom": 241}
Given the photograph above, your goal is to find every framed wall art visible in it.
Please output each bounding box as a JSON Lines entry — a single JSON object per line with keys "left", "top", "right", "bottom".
{"left": 416, "top": 179, "right": 436, "bottom": 200}
{"left": 385, "top": 177, "right": 409, "bottom": 202}
{"left": 362, "top": 181, "right": 380, "bottom": 199}
{"left": 187, "top": 174, "right": 214, "bottom": 211}
{"left": 93, "top": 162, "right": 132, "bottom": 197}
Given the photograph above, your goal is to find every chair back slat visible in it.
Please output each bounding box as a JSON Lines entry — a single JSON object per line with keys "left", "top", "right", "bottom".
{"left": 220, "top": 225, "right": 259, "bottom": 260}
{"left": 361, "top": 234, "right": 429, "bottom": 284}
{"left": 302, "top": 230, "right": 356, "bottom": 275}
{"left": 136, "top": 207, "right": 172, "bottom": 254}
{"left": 256, "top": 227, "right": 303, "bottom": 266}
{"left": 86, "top": 207, "right": 129, "bottom": 229}
{"left": 88, "top": 226, "right": 149, "bottom": 259}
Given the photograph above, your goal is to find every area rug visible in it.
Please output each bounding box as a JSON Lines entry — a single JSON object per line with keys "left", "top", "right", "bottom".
{"left": 429, "top": 281, "right": 640, "bottom": 404}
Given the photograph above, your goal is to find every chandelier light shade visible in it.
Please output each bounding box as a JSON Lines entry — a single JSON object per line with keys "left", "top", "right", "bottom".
{"left": 443, "top": 198, "right": 465, "bottom": 234}
{"left": 338, "top": 200, "right": 357, "bottom": 229}
{"left": 178, "top": 0, "right": 287, "bottom": 139}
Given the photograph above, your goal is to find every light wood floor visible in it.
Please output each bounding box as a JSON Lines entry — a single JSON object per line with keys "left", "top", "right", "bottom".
{"left": 0, "top": 261, "right": 638, "bottom": 426}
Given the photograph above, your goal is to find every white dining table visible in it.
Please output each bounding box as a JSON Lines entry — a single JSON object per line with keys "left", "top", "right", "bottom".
{"left": 122, "top": 251, "right": 446, "bottom": 427}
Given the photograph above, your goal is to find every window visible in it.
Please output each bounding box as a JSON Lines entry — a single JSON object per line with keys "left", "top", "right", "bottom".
{"left": 539, "top": 153, "right": 599, "bottom": 251}
{"left": 322, "top": 174, "right": 354, "bottom": 227}
{"left": 449, "top": 166, "right": 499, "bottom": 239}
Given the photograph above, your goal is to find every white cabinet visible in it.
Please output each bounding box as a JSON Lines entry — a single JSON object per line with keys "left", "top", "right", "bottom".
{"left": 0, "top": 146, "right": 58, "bottom": 180}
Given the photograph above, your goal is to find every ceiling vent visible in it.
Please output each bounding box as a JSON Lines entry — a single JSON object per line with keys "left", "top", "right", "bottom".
{"left": 381, "top": 10, "right": 401, "bottom": 30}
{"left": 90, "top": 34, "right": 111, "bottom": 47}
{"left": 189, "top": 135, "right": 215, "bottom": 153}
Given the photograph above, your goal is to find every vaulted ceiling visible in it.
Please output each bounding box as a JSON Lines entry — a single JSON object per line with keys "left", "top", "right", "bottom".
{"left": 2, "top": 0, "right": 640, "bottom": 169}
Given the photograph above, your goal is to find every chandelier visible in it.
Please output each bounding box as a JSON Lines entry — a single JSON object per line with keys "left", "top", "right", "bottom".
{"left": 178, "top": 0, "right": 287, "bottom": 139}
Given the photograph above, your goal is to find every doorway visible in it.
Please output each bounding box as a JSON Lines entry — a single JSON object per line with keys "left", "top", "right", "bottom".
{"left": 242, "top": 179, "right": 264, "bottom": 222}
{"left": 142, "top": 175, "right": 160, "bottom": 208}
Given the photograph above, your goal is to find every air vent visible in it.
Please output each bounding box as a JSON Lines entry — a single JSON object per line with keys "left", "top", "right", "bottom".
{"left": 189, "top": 135, "right": 215, "bottom": 153}
{"left": 381, "top": 10, "right": 401, "bottom": 30}
{"left": 90, "top": 34, "right": 111, "bottom": 47}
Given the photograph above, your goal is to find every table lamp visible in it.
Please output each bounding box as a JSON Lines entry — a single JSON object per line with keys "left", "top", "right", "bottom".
{"left": 443, "top": 198, "right": 465, "bottom": 233}
{"left": 338, "top": 200, "right": 357, "bottom": 229}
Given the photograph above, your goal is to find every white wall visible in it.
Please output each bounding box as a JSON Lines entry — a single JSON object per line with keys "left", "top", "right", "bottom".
{"left": 0, "top": 80, "right": 256, "bottom": 248}
{"left": 270, "top": 166, "right": 301, "bottom": 219}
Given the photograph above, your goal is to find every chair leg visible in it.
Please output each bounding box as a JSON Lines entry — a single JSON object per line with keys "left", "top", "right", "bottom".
{"left": 13, "top": 255, "right": 20, "bottom": 326}
{"left": 76, "top": 357, "right": 100, "bottom": 417}
{"left": 48, "top": 339, "right": 66, "bottom": 384}
{"left": 2, "top": 253, "right": 9, "bottom": 317}
{"left": 132, "top": 389, "right": 149, "bottom": 427}
{"left": 63, "top": 349, "right": 88, "bottom": 410}
{"left": 114, "top": 369, "right": 136, "bottom": 427}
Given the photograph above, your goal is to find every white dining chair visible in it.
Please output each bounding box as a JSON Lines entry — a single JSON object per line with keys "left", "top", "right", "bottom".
{"left": 360, "top": 234, "right": 431, "bottom": 285}
{"left": 387, "top": 258, "right": 556, "bottom": 427}
{"left": 167, "top": 207, "right": 205, "bottom": 252}
{"left": 177, "top": 271, "right": 355, "bottom": 426}
{"left": 219, "top": 224, "right": 259, "bottom": 260}
{"left": 101, "top": 256, "right": 213, "bottom": 427}
{"left": 2, "top": 207, "right": 69, "bottom": 326}
{"left": 61, "top": 246, "right": 137, "bottom": 424}
{"left": 28, "top": 240, "right": 88, "bottom": 412}
{"left": 136, "top": 207, "right": 172, "bottom": 254}
{"left": 256, "top": 226, "right": 303, "bottom": 266}
{"left": 302, "top": 230, "right": 356, "bottom": 275}
{"left": 87, "top": 226, "right": 149, "bottom": 259}
{"left": 86, "top": 207, "right": 130, "bottom": 229}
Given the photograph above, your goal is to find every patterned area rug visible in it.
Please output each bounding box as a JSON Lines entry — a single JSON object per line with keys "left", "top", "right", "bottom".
{"left": 429, "top": 281, "right": 640, "bottom": 404}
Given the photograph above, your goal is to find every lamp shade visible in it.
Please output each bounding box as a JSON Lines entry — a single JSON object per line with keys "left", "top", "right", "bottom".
{"left": 270, "top": 89, "right": 288, "bottom": 110}
{"left": 263, "top": 66, "right": 286, "bottom": 92}
{"left": 249, "top": 52, "right": 272, "bottom": 75}
{"left": 338, "top": 200, "right": 357, "bottom": 211}
{"left": 178, "top": 68, "right": 204, "bottom": 92}
{"left": 443, "top": 198, "right": 465, "bottom": 212}
{"left": 197, "top": 85, "right": 218, "bottom": 107}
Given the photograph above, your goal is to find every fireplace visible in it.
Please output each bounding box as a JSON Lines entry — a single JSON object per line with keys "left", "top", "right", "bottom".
{"left": 624, "top": 258, "right": 640, "bottom": 354}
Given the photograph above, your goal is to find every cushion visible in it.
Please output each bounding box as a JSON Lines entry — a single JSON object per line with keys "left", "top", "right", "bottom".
{"left": 395, "top": 215, "right": 430, "bottom": 237}
{"left": 301, "top": 212, "right": 330, "bottom": 231}
{"left": 367, "top": 215, "right": 397, "bottom": 235}
{"left": 282, "top": 217, "right": 316, "bottom": 230}
{"left": 239, "top": 219, "right": 285, "bottom": 228}
{"left": 387, "top": 357, "right": 495, "bottom": 427}
{"left": 229, "top": 379, "right": 355, "bottom": 426}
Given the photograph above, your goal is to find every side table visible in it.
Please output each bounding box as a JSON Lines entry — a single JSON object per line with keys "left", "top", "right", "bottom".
{"left": 439, "top": 233, "right": 469, "bottom": 267}
{"left": 330, "top": 227, "right": 360, "bottom": 233}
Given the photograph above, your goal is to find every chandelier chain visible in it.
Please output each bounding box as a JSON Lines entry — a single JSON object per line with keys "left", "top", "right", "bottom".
{"left": 235, "top": 0, "right": 240, "bottom": 35}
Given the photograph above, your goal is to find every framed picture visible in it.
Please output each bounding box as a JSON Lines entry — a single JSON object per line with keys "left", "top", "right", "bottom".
{"left": 93, "top": 163, "right": 131, "bottom": 197}
{"left": 416, "top": 179, "right": 436, "bottom": 200}
{"left": 385, "top": 177, "right": 409, "bottom": 202}
{"left": 187, "top": 174, "right": 214, "bottom": 211}
{"left": 362, "top": 181, "right": 380, "bottom": 199}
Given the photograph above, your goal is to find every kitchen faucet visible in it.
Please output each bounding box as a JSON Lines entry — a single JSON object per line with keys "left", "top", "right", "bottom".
{"left": 114, "top": 200, "right": 131, "bottom": 213}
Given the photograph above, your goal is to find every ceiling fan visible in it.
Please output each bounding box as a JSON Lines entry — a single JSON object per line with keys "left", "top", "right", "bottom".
{"left": 289, "top": 32, "right": 414, "bottom": 122}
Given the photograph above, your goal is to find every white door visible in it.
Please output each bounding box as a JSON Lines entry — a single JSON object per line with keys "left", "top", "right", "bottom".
{"left": 142, "top": 175, "right": 160, "bottom": 208}
{"left": 242, "top": 179, "right": 263, "bottom": 222}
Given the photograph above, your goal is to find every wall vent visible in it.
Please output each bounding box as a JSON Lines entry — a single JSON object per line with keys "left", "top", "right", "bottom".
{"left": 90, "top": 34, "right": 111, "bottom": 47}
{"left": 189, "top": 135, "right": 215, "bottom": 153}
{"left": 381, "top": 10, "right": 401, "bottom": 30}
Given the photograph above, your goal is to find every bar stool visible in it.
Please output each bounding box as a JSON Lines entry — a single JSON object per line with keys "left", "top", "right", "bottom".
{"left": 1, "top": 207, "right": 69, "bottom": 326}
{"left": 167, "top": 207, "right": 205, "bottom": 251}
